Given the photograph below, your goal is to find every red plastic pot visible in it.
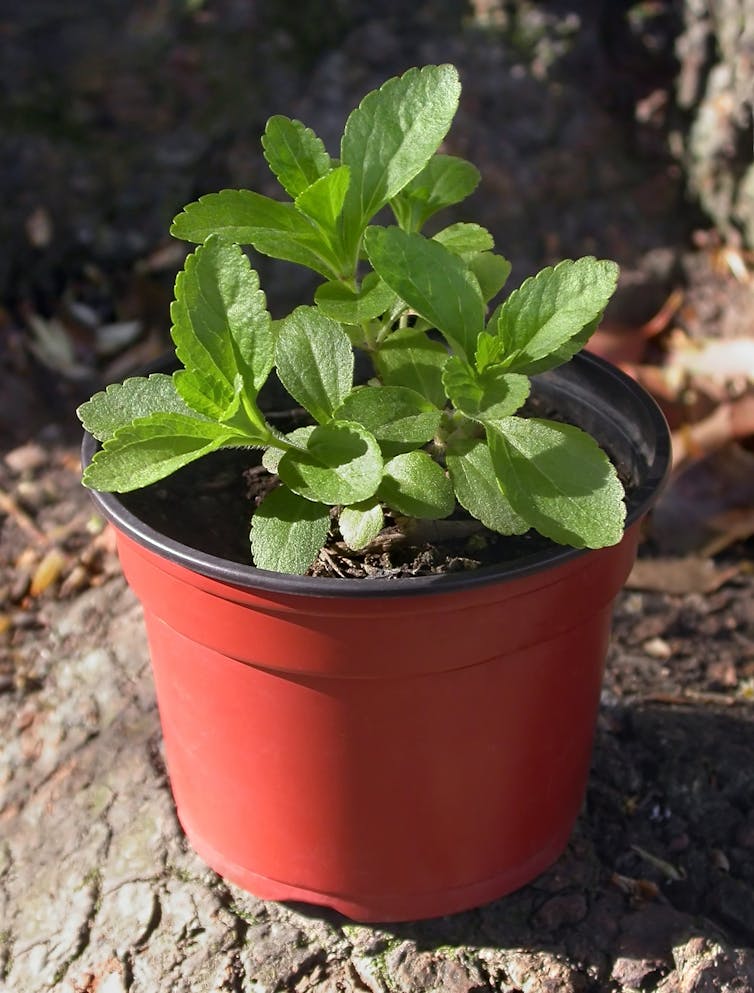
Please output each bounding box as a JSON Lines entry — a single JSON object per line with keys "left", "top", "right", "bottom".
{"left": 82, "top": 352, "right": 670, "bottom": 922}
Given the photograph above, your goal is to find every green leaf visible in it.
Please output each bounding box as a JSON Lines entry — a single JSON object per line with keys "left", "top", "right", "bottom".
{"left": 446, "top": 438, "right": 528, "bottom": 535}
{"left": 171, "top": 237, "right": 274, "bottom": 399}
{"left": 432, "top": 223, "right": 493, "bottom": 255}
{"left": 261, "top": 425, "right": 315, "bottom": 474}
{"left": 170, "top": 190, "right": 339, "bottom": 278}
{"left": 314, "top": 272, "right": 397, "bottom": 324}
{"left": 335, "top": 385, "right": 441, "bottom": 454}
{"left": 365, "top": 226, "right": 485, "bottom": 359}
{"left": 275, "top": 306, "right": 354, "bottom": 423}
{"left": 378, "top": 451, "right": 455, "bottom": 519}
{"left": 475, "top": 330, "right": 505, "bottom": 372}
{"left": 82, "top": 414, "right": 240, "bottom": 493}
{"left": 501, "top": 315, "right": 601, "bottom": 376}
{"left": 494, "top": 257, "right": 619, "bottom": 372}
{"left": 442, "top": 357, "right": 530, "bottom": 422}
{"left": 295, "top": 165, "right": 350, "bottom": 231}
{"left": 278, "top": 421, "right": 383, "bottom": 505}
{"left": 261, "top": 116, "right": 331, "bottom": 199}
{"left": 373, "top": 326, "right": 448, "bottom": 407}
{"left": 77, "top": 374, "right": 202, "bottom": 443}
{"left": 340, "top": 65, "right": 461, "bottom": 254}
{"left": 487, "top": 417, "right": 626, "bottom": 548}
{"left": 468, "top": 252, "right": 512, "bottom": 304}
{"left": 390, "top": 154, "right": 481, "bottom": 231}
{"left": 250, "top": 485, "right": 330, "bottom": 574}
{"left": 339, "top": 499, "right": 384, "bottom": 550}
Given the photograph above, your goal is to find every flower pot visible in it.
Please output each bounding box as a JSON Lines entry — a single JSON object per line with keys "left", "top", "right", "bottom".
{"left": 82, "top": 351, "right": 670, "bottom": 922}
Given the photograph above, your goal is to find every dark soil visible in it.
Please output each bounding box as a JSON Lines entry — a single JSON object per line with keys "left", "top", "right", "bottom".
{"left": 119, "top": 444, "right": 557, "bottom": 578}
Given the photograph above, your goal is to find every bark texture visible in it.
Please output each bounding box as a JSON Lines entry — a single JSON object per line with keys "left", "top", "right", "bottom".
{"left": 676, "top": 0, "right": 754, "bottom": 246}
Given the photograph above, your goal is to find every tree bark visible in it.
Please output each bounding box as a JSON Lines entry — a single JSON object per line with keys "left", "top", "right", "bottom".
{"left": 675, "top": 0, "right": 754, "bottom": 247}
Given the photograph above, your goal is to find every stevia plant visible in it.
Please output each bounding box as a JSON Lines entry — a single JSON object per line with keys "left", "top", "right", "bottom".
{"left": 78, "top": 64, "right": 625, "bottom": 575}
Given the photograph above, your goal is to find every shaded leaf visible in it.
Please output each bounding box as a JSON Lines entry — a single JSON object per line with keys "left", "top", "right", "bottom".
{"left": 315, "top": 272, "right": 398, "bottom": 324}
{"left": 446, "top": 437, "right": 528, "bottom": 534}
{"left": 365, "top": 226, "right": 484, "bottom": 359}
{"left": 275, "top": 307, "right": 354, "bottom": 423}
{"left": 278, "top": 421, "right": 383, "bottom": 505}
{"left": 335, "top": 385, "right": 441, "bottom": 452}
{"left": 442, "top": 357, "right": 530, "bottom": 422}
{"left": 390, "top": 153, "right": 480, "bottom": 231}
{"left": 250, "top": 485, "right": 330, "bottom": 574}
{"left": 378, "top": 451, "right": 455, "bottom": 519}
{"left": 373, "top": 326, "right": 449, "bottom": 407}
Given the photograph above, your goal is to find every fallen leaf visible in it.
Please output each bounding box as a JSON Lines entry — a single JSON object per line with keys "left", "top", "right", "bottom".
{"left": 650, "top": 445, "right": 754, "bottom": 554}
{"left": 29, "top": 548, "right": 67, "bottom": 596}
{"left": 627, "top": 557, "right": 740, "bottom": 595}
{"left": 631, "top": 844, "right": 685, "bottom": 881}
{"left": 611, "top": 872, "right": 661, "bottom": 905}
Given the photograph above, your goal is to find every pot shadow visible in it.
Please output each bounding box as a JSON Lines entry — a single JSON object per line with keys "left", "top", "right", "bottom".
{"left": 287, "top": 702, "right": 754, "bottom": 973}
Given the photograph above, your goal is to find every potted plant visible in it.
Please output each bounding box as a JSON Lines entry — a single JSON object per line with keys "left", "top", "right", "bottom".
{"left": 79, "top": 64, "right": 670, "bottom": 922}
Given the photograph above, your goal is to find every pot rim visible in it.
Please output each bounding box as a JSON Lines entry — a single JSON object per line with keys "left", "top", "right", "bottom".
{"left": 81, "top": 351, "right": 671, "bottom": 599}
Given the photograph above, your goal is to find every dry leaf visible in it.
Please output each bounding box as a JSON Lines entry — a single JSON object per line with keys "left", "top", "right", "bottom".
{"left": 627, "top": 557, "right": 740, "bottom": 595}
{"left": 29, "top": 548, "right": 67, "bottom": 596}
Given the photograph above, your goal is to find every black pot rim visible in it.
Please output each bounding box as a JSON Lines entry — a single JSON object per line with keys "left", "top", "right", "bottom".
{"left": 81, "top": 351, "right": 671, "bottom": 599}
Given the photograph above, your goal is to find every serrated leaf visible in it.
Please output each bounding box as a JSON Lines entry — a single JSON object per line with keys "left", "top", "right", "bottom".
{"left": 171, "top": 237, "right": 273, "bottom": 400}
{"left": 373, "top": 326, "right": 448, "bottom": 407}
{"left": 340, "top": 65, "right": 461, "bottom": 254}
{"left": 495, "top": 257, "right": 619, "bottom": 372}
{"left": 172, "top": 367, "right": 238, "bottom": 421}
{"left": 250, "top": 485, "right": 330, "bottom": 574}
{"left": 82, "top": 414, "right": 239, "bottom": 493}
{"left": 446, "top": 438, "right": 528, "bottom": 535}
{"left": 442, "top": 357, "right": 530, "bottom": 422}
{"left": 275, "top": 307, "right": 354, "bottom": 423}
{"left": 365, "top": 226, "right": 484, "bottom": 359}
{"left": 390, "top": 153, "right": 480, "bottom": 231}
{"left": 378, "top": 451, "right": 454, "bottom": 519}
{"left": 475, "top": 330, "right": 505, "bottom": 372}
{"left": 503, "top": 315, "right": 601, "bottom": 376}
{"left": 314, "top": 272, "right": 398, "bottom": 324}
{"left": 77, "top": 374, "right": 202, "bottom": 443}
{"left": 487, "top": 417, "right": 626, "bottom": 548}
{"left": 433, "top": 223, "right": 493, "bottom": 255}
{"left": 170, "top": 189, "right": 339, "bottom": 278}
{"left": 261, "top": 115, "right": 331, "bottom": 199}
{"left": 468, "top": 252, "right": 512, "bottom": 304}
{"left": 295, "top": 165, "right": 350, "bottom": 231}
{"left": 335, "top": 385, "right": 441, "bottom": 454}
{"left": 339, "top": 499, "right": 384, "bottom": 550}
{"left": 278, "top": 421, "right": 383, "bottom": 505}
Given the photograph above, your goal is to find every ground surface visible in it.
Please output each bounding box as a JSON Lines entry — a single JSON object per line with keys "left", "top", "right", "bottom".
{"left": 2, "top": 2, "right": 754, "bottom": 991}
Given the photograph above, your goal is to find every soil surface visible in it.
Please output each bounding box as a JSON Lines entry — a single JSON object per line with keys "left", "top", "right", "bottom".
{"left": 2, "top": 3, "right": 754, "bottom": 991}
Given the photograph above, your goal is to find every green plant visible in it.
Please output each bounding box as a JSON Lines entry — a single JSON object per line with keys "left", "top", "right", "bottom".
{"left": 78, "top": 64, "right": 625, "bottom": 575}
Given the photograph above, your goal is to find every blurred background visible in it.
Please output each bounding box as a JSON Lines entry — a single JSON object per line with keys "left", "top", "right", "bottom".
{"left": 1, "top": 0, "right": 752, "bottom": 515}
